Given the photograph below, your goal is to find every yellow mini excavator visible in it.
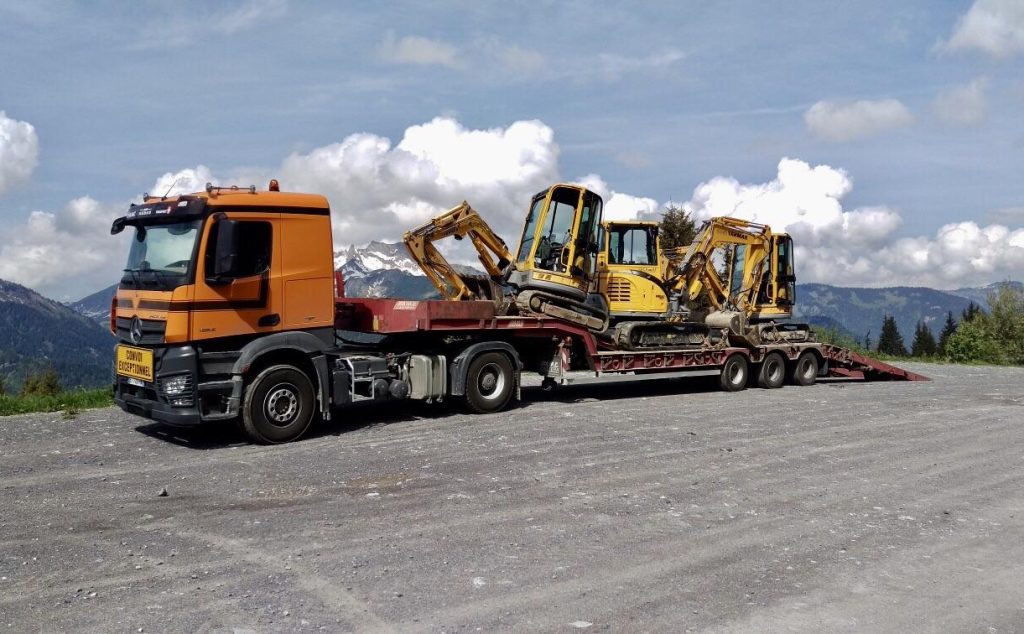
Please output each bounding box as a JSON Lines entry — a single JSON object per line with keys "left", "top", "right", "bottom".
{"left": 404, "top": 183, "right": 608, "bottom": 331}
{"left": 598, "top": 216, "right": 808, "bottom": 348}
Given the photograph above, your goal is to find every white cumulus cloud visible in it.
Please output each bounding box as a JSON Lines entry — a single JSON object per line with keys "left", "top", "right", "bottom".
{"left": 938, "top": 0, "right": 1024, "bottom": 59}
{"left": 0, "top": 196, "right": 130, "bottom": 298}
{"left": 804, "top": 99, "right": 914, "bottom": 142}
{"left": 573, "top": 173, "right": 658, "bottom": 222}
{"left": 149, "top": 165, "right": 217, "bottom": 198}
{"left": 282, "top": 116, "right": 561, "bottom": 244}
{"left": 0, "top": 111, "right": 39, "bottom": 195}
{"left": 933, "top": 77, "right": 990, "bottom": 126}
{"left": 678, "top": 158, "right": 1024, "bottom": 288}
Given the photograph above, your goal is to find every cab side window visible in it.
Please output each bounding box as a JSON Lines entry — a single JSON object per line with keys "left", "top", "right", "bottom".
{"left": 205, "top": 221, "right": 272, "bottom": 278}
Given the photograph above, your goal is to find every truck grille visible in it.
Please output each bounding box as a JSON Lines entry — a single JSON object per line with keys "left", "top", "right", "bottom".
{"left": 607, "top": 279, "right": 632, "bottom": 303}
{"left": 116, "top": 317, "right": 166, "bottom": 345}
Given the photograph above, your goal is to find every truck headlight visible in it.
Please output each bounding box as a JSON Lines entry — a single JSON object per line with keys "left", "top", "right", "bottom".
{"left": 160, "top": 374, "right": 191, "bottom": 396}
{"left": 159, "top": 373, "right": 194, "bottom": 407}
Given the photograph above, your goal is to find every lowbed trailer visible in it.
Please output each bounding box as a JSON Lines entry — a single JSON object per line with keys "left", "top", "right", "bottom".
{"left": 335, "top": 296, "right": 927, "bottom": 392}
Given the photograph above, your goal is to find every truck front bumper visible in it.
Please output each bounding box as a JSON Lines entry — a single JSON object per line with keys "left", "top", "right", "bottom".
{"left": 113, "top": 344, "right": 205, "bottom": 428}
{"left": 115, "top": 392, "right": 202, "bottom": 427}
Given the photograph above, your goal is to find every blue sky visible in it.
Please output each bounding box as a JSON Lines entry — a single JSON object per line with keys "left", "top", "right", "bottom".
{"left": 1, "top": 0, "right": 1022, "bottom": 298}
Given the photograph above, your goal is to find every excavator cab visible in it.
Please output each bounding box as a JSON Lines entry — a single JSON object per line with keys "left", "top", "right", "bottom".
{"left": 505, "top": 184, "right": 609, "bottom": 331}
{"left": 597, "top": 221, "right": 670, "bottom": 319}
{"left": 753, "top": 234, "right": 796, "bottom": 317}
{"left": 510, "top": 184, "right": 603, "bottom": 300}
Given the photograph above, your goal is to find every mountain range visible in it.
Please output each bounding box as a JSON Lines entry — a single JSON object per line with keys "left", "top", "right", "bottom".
{"left": 328, "top": 242, "right": 1008, "bottom": 342}
{"left": 0, "top": 279, "right": 113, "bottom": 391}
{"left": 1, "top": 241, "right": 1015, "bottom": 391}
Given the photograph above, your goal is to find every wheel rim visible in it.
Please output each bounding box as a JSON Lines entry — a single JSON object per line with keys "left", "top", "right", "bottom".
{"left": 767, "top": 358, "right": 784, "bottom": 383}
{"left": 727, "top": 361, "right": 744, "bottom": 385}
{"left": 264, "top": 383, "right": 299, "bottom": 426}
{"left": 800, "top": 357, "right": 815, "bottom": 380}
{"left": 477, "top": 363, "right": 507, "bottom": 401}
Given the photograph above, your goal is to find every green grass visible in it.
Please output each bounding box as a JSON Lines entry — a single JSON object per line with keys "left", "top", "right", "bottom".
{"left": 0, "top": 388, "right": 113, "bottom": 417}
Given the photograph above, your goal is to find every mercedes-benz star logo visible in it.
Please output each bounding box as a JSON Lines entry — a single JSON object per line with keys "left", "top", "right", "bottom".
{"left": 129, "top": 316, "right": 143, "bottom": 345}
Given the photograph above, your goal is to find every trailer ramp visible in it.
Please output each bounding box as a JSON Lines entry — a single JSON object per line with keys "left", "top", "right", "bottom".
{"left": 822, "top": 345, "right": 929, "bottom": 381}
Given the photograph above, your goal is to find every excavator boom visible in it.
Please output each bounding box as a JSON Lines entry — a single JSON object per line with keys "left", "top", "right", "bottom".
{"left": 402, "top": 201, "right": 513, "bottom": 301}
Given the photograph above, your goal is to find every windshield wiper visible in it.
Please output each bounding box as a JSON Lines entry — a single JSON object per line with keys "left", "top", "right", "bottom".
{"left": 123, "top": 268, "right": 162, "bottom": 288}
{"left": 122, "top": 268, "right": 143, "bottom": 286}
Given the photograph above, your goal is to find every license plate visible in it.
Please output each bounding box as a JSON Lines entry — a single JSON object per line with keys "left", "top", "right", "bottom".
{"left": 116, "top": 345, "right": 154, "bottom": 382}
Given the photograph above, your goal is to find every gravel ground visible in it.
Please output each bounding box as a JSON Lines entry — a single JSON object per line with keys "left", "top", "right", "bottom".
{"left": 1, "top": 362, "right": 1023, "bottom": 633}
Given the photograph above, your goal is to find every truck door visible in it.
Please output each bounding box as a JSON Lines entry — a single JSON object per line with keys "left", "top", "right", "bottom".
{"left": 190, "top": 212, "right": 283, "bottom": 342}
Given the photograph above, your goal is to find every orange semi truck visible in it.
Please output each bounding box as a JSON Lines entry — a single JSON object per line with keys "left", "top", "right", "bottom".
{"left": 110, "top": 181, "right": 925, "bottom": 443}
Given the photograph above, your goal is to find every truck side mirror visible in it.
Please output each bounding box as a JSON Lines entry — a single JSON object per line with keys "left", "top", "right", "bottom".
{"left": 206, "top": 219, "right": 241, "bottom": 285}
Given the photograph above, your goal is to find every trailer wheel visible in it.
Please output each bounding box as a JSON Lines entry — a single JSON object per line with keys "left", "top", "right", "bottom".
{"left": 464, "top": 352, "right": 515, "bottom": 414}
{"left": 788, "top": 351, "right": 819, "bottom": 386}
{"left": 241, "top": 364, "right": 316, "bottom": 444}
{"left": 757, "top": 352, "right": 786, "bottom": 389}
{"left": 719, "top": 354, "right": 749, "bottom": 392}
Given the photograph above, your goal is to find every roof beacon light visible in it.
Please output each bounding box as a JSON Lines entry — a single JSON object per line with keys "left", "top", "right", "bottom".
{"left": 269, "top": 179, "right": 280, "bottom": 192}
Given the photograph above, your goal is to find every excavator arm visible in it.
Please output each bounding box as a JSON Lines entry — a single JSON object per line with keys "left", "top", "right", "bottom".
{"left": 403, "top": 201, "right": 514, "bottom": 301}
{"left": 667, "top": 217, "right": 774, "bottom": 314}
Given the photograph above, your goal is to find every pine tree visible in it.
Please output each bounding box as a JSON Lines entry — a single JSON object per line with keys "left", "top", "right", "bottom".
{"left": 937, "top": 311, "right": 957, "bottom": 355}
{"left": 911, "top": 320, "right": 937, "bottom": 357}
{"left": 863, "top": 330, "right": 872, "bottom": 351}
{"left": 876, "top": 314, "right": 908, "bottom": 356}
{"left": 0, "top": 374, "right": 6, "bottom": 397}
{"left": 658, "top": 205, "right": 697, "bottom": 250}
{"left": 962, "top": 301, "right": 981, "bottom": 323}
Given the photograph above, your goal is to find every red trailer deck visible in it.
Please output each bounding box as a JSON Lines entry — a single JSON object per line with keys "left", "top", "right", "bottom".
{"left": 336, "top": 297, "right": 928, "bottom": 383}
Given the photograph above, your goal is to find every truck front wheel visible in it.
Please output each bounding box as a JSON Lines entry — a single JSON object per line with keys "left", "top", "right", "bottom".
{"left": 463, "top": 352, "right": 515, "bottom": 414}
{"left": 241, "top": 364, "right": 316, "bottom": 444}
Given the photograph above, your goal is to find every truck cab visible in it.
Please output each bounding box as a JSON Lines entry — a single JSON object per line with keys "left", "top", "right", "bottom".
{"left": 111, "top": 183, "right": 336, "bottom": 439}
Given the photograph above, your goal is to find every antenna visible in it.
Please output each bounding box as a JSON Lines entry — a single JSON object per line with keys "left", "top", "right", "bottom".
{"left": 161, "top": 176, "right": 183, "bottom": 200}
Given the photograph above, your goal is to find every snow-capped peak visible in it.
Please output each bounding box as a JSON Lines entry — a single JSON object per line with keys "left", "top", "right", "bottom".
{"left": 333, "top": 241, "right": 424, "bottom": 279}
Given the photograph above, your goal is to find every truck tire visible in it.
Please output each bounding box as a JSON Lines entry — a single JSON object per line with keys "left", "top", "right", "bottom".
{"left": 463, "top": 352, "right": 515, "bottom": 414}
{"left": 241, "top": 364, "right": 316, "bottom": 444}
{"left": 757, "top": 352, "right": 786, "bottom": 389}
{"left": 719, "top": 354, "right": 748, "bottom": 392}
{"left": 788, "top": 351, "right": 819, "bottom": 386}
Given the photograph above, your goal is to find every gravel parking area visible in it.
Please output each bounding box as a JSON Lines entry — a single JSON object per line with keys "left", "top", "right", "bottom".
{"left": 1, "top": 362, "right": 1022, "bottom": 632}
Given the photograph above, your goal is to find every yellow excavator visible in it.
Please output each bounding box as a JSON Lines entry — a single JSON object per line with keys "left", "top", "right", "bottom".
{"left": 404, "top": 183, "right": 608, "bottom": 330}
{"left": 598, "top": 216, "right": 806, "bottom": 347}
{"left": 402, "top": 183, "right": 808, "bottom": 349}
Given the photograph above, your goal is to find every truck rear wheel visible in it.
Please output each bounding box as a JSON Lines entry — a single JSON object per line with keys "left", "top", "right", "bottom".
{"left": 463, "top": 352, "right": 515, "bottom": 414}
{"left": 719, "top": 354, "right": 748, "bottom": 392}
{"left": 788, "top": 351, "right": 819, "bottom": 386}
{"left": 757, "top": 352, "right": 786, "bottom": 389}
{"left": 241, "top": 364, "right": 316, "bottom": 444}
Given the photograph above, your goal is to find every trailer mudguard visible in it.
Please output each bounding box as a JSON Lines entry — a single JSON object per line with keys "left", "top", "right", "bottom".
{"left": 449, "top": 341, "right": 522, "bottom": 397}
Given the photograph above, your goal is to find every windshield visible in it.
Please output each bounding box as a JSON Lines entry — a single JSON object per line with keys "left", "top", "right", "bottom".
{"left": 121, "top": 220, "right": 201, "bottom": 290}
{"left": 609, "top": 226, "right": 656, "bottom": 265}
{"left": 516, "top": 195, "right": 546, "bottom": 264}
